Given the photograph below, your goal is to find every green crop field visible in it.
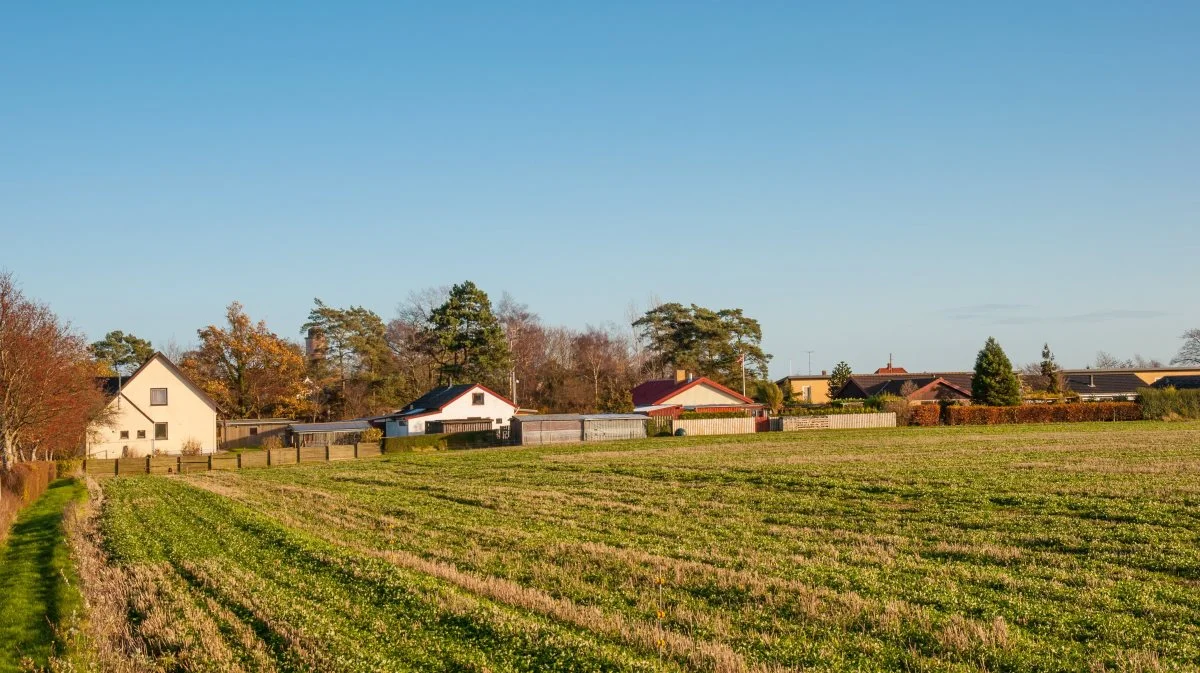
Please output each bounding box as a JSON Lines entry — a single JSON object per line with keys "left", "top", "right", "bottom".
{"left": 84, "top": 422, "right": 1200, "bottom": 672}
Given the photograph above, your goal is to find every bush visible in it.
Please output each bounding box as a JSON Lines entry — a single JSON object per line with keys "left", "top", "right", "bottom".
{"left": 359, "top": 427, "right": 383, "bottom": 443}
{"left": 261, "top": 435, "right": 283, "bottom": 450}
{"left": 945, "top": 402, "right": 1141, "bottom": 426}
{"left": 646, "top": 417, "right": 673, "bottom": 437}
{"left": 55, "top": 458, "right": 83, "bottom": 478}
{"left": 909, "top": 405, "right": 941, "bottom": 427}
{"left": 1138, "top": 387, "right": 1200, "bottom": 420}
{"left": 181, "top": 438, "right": 204, "bottom": 456}
{"left": 876, "top": 394, "right": 912, "bottom": 426}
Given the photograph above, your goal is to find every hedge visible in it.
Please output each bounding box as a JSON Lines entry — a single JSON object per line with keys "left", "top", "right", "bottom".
{"left": 1, "top": 461, "right": 58, "bottom": 544}
{"left": 945, "top": 402, "right": 1141, "bottom": 426}
{"left": 383, "top": 430, "right": 504, "bottom": 453}
{"left": 1138, "top": 387, "right": 1200, "bottom": 420}
{"left": 909, "top": 405, "right": 941, "bottom": 427}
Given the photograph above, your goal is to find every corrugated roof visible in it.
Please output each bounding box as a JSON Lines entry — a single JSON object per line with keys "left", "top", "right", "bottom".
{"left": 289, "top": 420, "right": 372, "bottom": 433}
{"left": 514, "top": 414, "right": 649, "bottom": 422}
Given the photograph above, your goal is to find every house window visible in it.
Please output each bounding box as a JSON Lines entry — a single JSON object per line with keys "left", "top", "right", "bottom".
{"left": 249, "top": 427, "right": 259, "bottom": 436}
{"left": 137, "top": 430, "right": 146, "bottom": 439}
{"left": 802, "top": 386, "right": 812, "bottom": 402}
{"left": 120, "top": 430, "right": 129, "bottom": 439}
{"left": 496, "top": 418, "right": 503, "bottom": 424}
{"left": 154, "top": 423, "right": 168, "bottom": 440}
{"left": 472, "top": 393, "right": 485, "bottom": 405}
{"left": 150, "top": 388, "right": 168, "bottom": 406}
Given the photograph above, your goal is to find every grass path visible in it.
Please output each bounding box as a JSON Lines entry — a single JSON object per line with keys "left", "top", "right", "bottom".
{"left": 0, "top": 479, "right": 87, "bottom": 673}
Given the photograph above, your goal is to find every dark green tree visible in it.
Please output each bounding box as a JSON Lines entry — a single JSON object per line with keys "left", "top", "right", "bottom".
{"left": 827, "top": 361, "right": 853, "bottom": 399}
{"left": 302, "top": 299, "right": 399, "bottom": 418}
{"left": 972, "top": 337, "right": 1021, "bottom": 406}
{"left": 90, "top": 330, "right": 154, "bottom": 376}
{"left": 597, "top": 387, "right": 634, "bottom": 413}
{"left": 632, "top": 303, "right": 770, "bottom": 388}
{"left": 1040, "top": 343, "right": 1061, "bottom": 394}
{"left": 426, "top": 281, "right": 511, "bottom": 388}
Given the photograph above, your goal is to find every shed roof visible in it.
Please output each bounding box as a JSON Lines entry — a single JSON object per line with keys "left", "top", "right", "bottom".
{"left": 289, "top": 420, "right": 372, "bottom": 433}
{"left": 514, "top": 414, "right": 649, "bottom": 422}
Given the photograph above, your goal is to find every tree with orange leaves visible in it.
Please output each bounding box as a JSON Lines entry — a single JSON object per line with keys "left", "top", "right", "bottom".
{"left": 181, "top": 302, "right": 314, "bottom": 419}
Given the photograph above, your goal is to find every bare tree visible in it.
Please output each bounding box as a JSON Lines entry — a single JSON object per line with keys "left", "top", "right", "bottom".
{"left": 1171, "top": 329, "right": 1200, "bottom": 366}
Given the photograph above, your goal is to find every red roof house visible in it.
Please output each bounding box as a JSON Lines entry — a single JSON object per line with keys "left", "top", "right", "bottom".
{"left": 632, "top": 371, "right": 762, "bottom": 417}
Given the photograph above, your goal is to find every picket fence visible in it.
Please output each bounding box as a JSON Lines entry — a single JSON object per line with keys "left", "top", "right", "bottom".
{"left": 84, "top": 442, "right": 383, "bottom": 478}
{"left": 781, "top": 412, "right": 896, "bottom": 431}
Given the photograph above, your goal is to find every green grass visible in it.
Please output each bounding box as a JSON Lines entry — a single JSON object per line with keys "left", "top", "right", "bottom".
{"left": 96, "top": 422, "right": 1200, "bottom": 671}
{"left": 0, "top": 479, "right": 87, "bottom": 673}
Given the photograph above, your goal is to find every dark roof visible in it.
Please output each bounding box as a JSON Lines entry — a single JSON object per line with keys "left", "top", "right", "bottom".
{"left": 837, "top": 372, "right": 974, "bottom": 397}
{"left": 391, "top": 383, "right": 517, "bottom": 417}
{"left": 1152, "top": 375, "right": 1200, "bottom": 390}
{"left": 98, "top": 376, "right": 122, "bottom": 396}
{"left": 1063, "top": 372, "right": 1146, "bottom": 395}
{"left": 631, "top": 377, "right": 754, "bottom": 406}
{"left": 289, "top": 420, "right": 372, "bottom": 433}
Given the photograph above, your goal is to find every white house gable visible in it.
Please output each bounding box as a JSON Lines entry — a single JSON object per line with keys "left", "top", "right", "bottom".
{"left": 661, "top": 382, "right": 748, "bottom": 406}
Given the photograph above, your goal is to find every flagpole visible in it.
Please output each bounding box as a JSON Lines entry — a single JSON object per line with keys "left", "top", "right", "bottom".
{"left": 741, "top": 352, "right": 746, "bottom": 397}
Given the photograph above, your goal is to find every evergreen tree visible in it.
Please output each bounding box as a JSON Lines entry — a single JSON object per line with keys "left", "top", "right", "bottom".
{"left": 827, "top": 361, "right": 853, "bottom": 399}
{"left": 427, "top": 281, "right": 511, "bottom": 388}
{"left": 753, "top": 380, "right": 784, "bottom": 414}
{"left": 1040, "top": 343, "right": 1061, "bottom": 394}
{"left": 972, "top": 337, "right": 1021, "bottom": 406}
{"left": 90, "top": 330, "right": 155, "bottom": 376}
{"left": 632, "top": 303, "right": 770, "bottom": 387}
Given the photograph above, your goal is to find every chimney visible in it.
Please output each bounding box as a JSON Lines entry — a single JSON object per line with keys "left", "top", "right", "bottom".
{"left": 1089, "top": 374, "right": 1095, "bottom": 388}
{"left": 675, "top": 369, "right": 687, "bottom": 383}
{"left": 821, "top": 370, "right": 827, "bottom": 376}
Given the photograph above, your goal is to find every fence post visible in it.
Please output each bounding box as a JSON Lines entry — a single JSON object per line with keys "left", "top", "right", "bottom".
{"left": 354, "top": 443, "right": 359, "bottom": 459}
{"left": 207, "top": 455, "right": 213, "bottom": 471}
{"left": 267, "top": 449, "right": 272, "bottom": 467}
{"left": 324, "top": 445, "right": 331, "bottom": 461}
{"left": 237, "top": 453, "right": 243, "bottom": 469}
{"left": 176, "top": 456, "right": 181, "bottom": 475}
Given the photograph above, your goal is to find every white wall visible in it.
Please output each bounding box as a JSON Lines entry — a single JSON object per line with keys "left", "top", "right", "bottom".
{"left": 87, "top": 357, "right": 218, "bottom": 458}
{"left": 664, "top": 382, "right": 748, "bottom": 406}
{"left": 399, "top": 386, "right": 516, "bottom": 436}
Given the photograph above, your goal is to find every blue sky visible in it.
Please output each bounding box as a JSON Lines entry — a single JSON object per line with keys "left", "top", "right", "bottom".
{"left": 2, "top": 2, "right": 1198, "bottom": 376}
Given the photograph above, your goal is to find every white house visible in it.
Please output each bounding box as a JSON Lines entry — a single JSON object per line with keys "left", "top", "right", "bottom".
{"left": 87, "top": 353, "right": 219, "bottom": 458}
{"left": 381, "top": 384, "right": 517, "bottom": 437}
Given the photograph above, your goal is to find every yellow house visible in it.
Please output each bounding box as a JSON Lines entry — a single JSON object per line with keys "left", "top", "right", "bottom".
{"left": 87, "top": 353, "right": 219, "bottom": 459}
{"left": 775, "top": 374, "right": 833, "bottom": 404}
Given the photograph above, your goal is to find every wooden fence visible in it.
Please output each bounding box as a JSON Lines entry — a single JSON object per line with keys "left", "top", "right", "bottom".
{"left": 780, "top": 412, "right": 896, "bottom": 431}
{"left": 84, "top": 442, "right": 384, "bottom": 478}
{"left": 670, "top": 417, "right": 757, "bottom": 436}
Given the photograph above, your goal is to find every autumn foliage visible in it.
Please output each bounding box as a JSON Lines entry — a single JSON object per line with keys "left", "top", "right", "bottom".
{"left": 0, "top": 461, "right": 56, "bottom": 542}
{"left": 908, "top": 405, "right": 942, "bottom": 427}
{"left": 944, "top": 402, "right": 1141, "bottom": 426}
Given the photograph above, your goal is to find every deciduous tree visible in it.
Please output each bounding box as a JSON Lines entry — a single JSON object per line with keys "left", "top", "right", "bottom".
{"left": 972, "top": 337, "right": 1021, "bottom": 406}
{"left": 1040, "top": 343, "right": 1061, "bottom": 394}
{"left": 753, "top": 380, "right": 784, "bottom": 414}
{"left": 1171, "top": 329, "right": 1200, "bottom": 366}
{"left": 181, "top": 302, "right": 313, "bottom": 419}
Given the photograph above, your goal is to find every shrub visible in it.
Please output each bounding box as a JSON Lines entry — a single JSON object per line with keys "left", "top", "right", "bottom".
{"left": 181, "top": 438, "right": 204, "bottom": 456}
{"left": 261, "top": 435, "right": 283, "bottom": 450}
{"left": 1, "top": 461, "right": 57, "bottom": 543}
{"left": 874, "top": 394, "right": 912, "bottom": 426}
{"left": 646, "top": 417, "right": 673, "bottom": 437}
{"left": 359, "top": 427, "right": 383, "bottom": 443}
{"left": 1138, "top": 387, "right": 1200, "bottom": 420}
{"left": 909, "top": 405, "right": 941, "bottom": 427}
{"left": 945, "top": 402, "right": 1141, "bottom": 426}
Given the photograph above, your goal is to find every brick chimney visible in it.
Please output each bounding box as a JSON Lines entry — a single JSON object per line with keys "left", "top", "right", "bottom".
{"left": 675, "top": 369, "right": 688, "bottom": 383}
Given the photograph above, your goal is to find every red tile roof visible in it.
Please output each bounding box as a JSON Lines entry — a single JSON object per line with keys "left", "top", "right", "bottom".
{"left": 631, "top": 376, "right": 754, "bottom": 406}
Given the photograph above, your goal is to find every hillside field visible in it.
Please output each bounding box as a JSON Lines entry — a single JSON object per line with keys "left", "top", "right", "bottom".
{"left": 84, "top": 422, "right": 1200, "bottom": 672}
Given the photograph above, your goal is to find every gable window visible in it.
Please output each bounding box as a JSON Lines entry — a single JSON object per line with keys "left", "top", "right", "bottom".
{"left": 154, "top": 423, "right": 168, "bottom": 440}
{"left": 472, "top": 393, "right": 485, "bottom": 405}
{"left": 120, "top": 430, "right": 129, "bottom": 439}
{"left": 150, "top": 388, "right": 168, "bottom": 406}
{"left": 137, "top": 430, "right": 146, "bottom": 439}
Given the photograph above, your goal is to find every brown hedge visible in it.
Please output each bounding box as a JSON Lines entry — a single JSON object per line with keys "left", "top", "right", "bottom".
{"left": 909, "top": 405, "right": 942, "bottom": 427}
{"left": 945, "top": 402, "right": 1141, "bottom": 426}
{"left": 1, "top": 461, "right": 58, "bottom": 543}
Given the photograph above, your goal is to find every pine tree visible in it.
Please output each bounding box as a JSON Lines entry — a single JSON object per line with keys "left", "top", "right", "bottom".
{"left": 1040, "top": 343, "right": 1061, "bottom": 394}
{"left": 427, "top": 281, "right": 511, "bottom": 389}
{"left": 828, "top": 361, "right": 853, "bottom": 399}
{"left": 972, "top": 337, "right": 1021, "bottom": 406}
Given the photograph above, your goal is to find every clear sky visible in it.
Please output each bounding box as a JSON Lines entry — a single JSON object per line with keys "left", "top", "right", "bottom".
{"left": 2, "top": 2, "right": 1198, "bottom": 376}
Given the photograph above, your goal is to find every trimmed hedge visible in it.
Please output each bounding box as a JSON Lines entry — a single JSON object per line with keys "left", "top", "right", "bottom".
{"left": 945, "top": 402, "right": 1141, "bottom": 426}
{"left": 1, "top": 461, "right": 58, "bottom": 543}
{"left": 909, "top": 405, "right": 941, "bottom": 427}
{"left": 383, "top": 431, "right": 504, "bottom": 453}
{"left": 1138, "top": 387, "right": 1200, "bottom": 420}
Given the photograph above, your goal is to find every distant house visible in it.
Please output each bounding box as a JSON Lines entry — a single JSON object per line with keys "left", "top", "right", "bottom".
{"left": 87, "top": 353, "right": 219, "bottom": 459}
{"left": 1152, "top": 375, "right": 1200, "bottom": 390}
{"left": 1061, "top": 372, "right": 1147, "bottom": 401}
{"left": 379, "top": 384, "right": 517, "bottom": 437}
{"left": 632, "top": 371, "right": 763, "bottom": 417}
{"left": 776, "top": 373, "right": 832, "bottom": 404}
{"left": 218, "top": 418, "right": 292, "bottom": 450}
{"left": 834, "top": 367, "right": 974, "bottom": 405}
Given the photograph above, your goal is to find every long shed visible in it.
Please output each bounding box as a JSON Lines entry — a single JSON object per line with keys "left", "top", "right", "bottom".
{"left": 513, "top": 414, "right": 648, "bottom": 446}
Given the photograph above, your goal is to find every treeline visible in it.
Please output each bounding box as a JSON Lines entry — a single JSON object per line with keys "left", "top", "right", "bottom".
{"left": 90, "top": 281, "right": 775, "bottom": 421}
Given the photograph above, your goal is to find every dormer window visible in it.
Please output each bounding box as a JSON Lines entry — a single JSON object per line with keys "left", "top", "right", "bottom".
{"left": 150, "top": 388, "right": 168, "bottom": 406}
